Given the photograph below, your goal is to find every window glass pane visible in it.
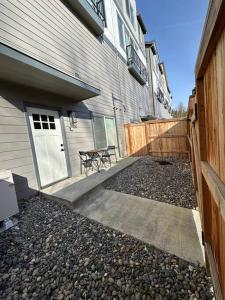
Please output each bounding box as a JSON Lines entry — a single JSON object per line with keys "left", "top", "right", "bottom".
{"left": 48, "top": 116, "right": 55, "bottom": 122}
{"left": 117, "top": 14, "right": 125, "bottom": 50}
{"left": 50, "top": 123, "right": 56, "bottom": 130}
{"left": 34, "top": 122, "right": 41, "bottom": 129}
{"left": 125, "top": 0, "right": 130, "bottom": 17}
{"left": 105, "top": 118, "right": 117, "bottom": 146}
{"left": 93, "top": 117, "right": 107, "bottom": 149}
{"left": 42, "top": 122, "right": 49, "bottom": 130}
{"left": 32, "top": 114, "right": 40, "bottom": 121}
{"left": 125, "top": 28, "right": 130, "bottom": 47}
{"left": 130, "top": 38, "right": 134, "bottom": 47}
{"left": 130, "top": 5, "right": 135, "bottom": 26}
{"left": 41, "top": 115, "right": 48, "bottom": 122}
{"left": 138, "top": 24, "right": 141, "bottom": 41}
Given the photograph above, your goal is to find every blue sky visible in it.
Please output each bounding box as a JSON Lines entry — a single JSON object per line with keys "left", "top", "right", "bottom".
{"left": 136, "top": 0, "right": 209, "bottom": 108}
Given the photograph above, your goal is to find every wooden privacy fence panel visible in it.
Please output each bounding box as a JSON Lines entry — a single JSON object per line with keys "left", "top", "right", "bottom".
{"left": 125, "top": 118, "right": 189, "bottom": 158}
{"left": 124, "top": 123, "right": 147, "bottom": 156}
{"left": 146, "top": 119, "right": 188, "bottom": 157}
{"left": 189, "top": 93, "right": 225, "bottom": 300}
{"left": 188, "top": 1, "right": 225, "bottom": 296}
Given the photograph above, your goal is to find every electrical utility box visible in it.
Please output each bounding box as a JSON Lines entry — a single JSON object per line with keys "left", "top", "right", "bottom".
{"left": 0, "top": 170, "right": 19, "bottom": 222}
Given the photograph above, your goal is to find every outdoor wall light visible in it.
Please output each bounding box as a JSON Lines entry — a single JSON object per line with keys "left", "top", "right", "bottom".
{"left": 68, "top": 111, "right": 78, "bottom": 129}
{"left": 113, "top": 105, "right": 126, "bottom": 113}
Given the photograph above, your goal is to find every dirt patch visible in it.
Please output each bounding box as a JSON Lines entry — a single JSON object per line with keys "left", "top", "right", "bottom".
{"left": 155, "top": 160, "right": 173, "bottom": 166}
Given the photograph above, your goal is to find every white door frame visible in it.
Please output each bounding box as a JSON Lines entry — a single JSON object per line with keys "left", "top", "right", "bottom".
{"left": 25, "top": 105, "right": 71, "bottom": 189}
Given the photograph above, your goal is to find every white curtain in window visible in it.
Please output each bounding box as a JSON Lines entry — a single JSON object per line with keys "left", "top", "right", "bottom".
{"left": 105, "top": 117, "right": 117, "bottom": 146}
{"left": 93, "top": 117, "right": 107, "bottom": 149}
{"left": 93, "top": 116, "right": 117, "bottom": 148}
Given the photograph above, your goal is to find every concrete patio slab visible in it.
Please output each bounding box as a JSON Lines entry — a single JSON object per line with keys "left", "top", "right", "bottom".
{"left": 41, "top": 157, "right": 139, "bottom": 208}
{"left": 42, "top": 156, "right": 204, "bottom": 265}
{"left": 75, "top": 189, "right": 205, "bottom": 265}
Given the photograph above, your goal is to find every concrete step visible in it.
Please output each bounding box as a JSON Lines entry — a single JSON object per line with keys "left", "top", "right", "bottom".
{"left": 41, "top": 157, "right": 139, "bottom": 208}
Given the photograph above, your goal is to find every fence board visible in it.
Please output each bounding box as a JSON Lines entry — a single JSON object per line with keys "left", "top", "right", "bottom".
{"left": 188, "top": 4, "right": 225, "bottom": 293}
{"left": 125, "top": 118, "right": 189, "bottom": 158}
{"left": 124, "top": 123, "right": 147, "bottom": 156}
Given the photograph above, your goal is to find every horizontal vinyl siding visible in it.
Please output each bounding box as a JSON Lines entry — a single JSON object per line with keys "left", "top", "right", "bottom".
{"left": 0, "top": 0, "right": 119, "bottom": 91}
{"left": 0, "top": 149, "right": 32, "bottom": 161}
{"left": 0, "top": 95, "right": 38, "bottom": 198}
{"left": 0, "top": 116, "right": 27, "bottom": 126}
{"left": 117, "top": 58, "right": 150, "bottom": 122}
{"left": 0, "top": 141, "right": 32, "bottom": 153}
{"left": 0, "top": 0, "right": 152, "bottom": 197}
{"left": 0, "top": 0, "right": 150, "bottom": 119}
{"left": 157, "top": 102, "right": 171, "bottom": 119}
{"left": 0, "top": 133, "right": 30, "bottom": 143}
{"left": 63, "top": 111, "right": 95, "bottom": 176}
{"left": 0, "top": 125, "right": 28, "bottom": 134}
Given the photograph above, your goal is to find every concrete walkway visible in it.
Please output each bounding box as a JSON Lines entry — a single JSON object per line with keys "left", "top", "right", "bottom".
{"left": 75, "top": 189, "right": 204, "bottom": 265}
{"left": 42, "top": 156, "right": 204, "bottom": 265}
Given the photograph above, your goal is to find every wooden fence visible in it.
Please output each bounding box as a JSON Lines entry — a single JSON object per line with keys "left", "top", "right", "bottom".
{"left": 125, "top": 118, "right": 189, "bottom": 158}
{"left": 188, "top": 1, "right": 225, "bottom": 298}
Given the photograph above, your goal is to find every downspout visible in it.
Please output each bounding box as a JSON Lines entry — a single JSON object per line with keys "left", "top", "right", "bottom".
{"left": 148, "top": 48, "right": 156, "bottom": 117}
{"left": 110, "top": 0, "right": 126, "bottom": 157}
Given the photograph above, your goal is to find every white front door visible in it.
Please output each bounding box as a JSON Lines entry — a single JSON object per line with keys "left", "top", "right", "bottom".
{"left": 27, "top": 107, "right": 68, "bottom": 187}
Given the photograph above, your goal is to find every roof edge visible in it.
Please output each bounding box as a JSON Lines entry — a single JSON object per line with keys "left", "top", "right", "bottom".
{"left": 137, "top": 12, "right": 148, "bottom": 34}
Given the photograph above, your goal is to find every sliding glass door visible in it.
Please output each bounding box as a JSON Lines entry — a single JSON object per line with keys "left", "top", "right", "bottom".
{"left": 105, "top": 117, "right": 117, "bottom": 146}
{"left": 93, "top": 116, "right": 117, "bottom": 149}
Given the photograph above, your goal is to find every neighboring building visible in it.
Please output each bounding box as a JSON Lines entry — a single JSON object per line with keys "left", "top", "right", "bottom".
{"left": 145, "top": 41, "right": 172, "bottom": 119}
{"left": 0, "top": 0, "right": 151, "bottom": 199}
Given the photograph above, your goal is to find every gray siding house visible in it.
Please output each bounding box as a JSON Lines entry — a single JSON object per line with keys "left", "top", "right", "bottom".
{"left": 0, "top": 0, "right": 151, "bottom": 199}
{"left": 145, "top": 41, "right": 172, "bottom": 119}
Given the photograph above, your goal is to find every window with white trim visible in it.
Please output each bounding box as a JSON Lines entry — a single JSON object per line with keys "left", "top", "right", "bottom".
{"left": 32, "top": 114, "right": 56, "bottom": 130}
{"left": 93, "top": 116, "right": 117, "bottom": 149}
{"left": 125, "top": 0, "right": 130, "bottom": 17}
{"left": 125, "top": 27, "right": 138, "bottom": 52}
{"left": 117, "top": 13, "right": 125, "bottom": 50}
{"left": 138, "top": 23, "right": 144, "bottom": 45}
{"left": 130, "top": 5, "right": 135, "bottom": 27}
{"left": 125, "top": 0, "right": 135, "bottom": 28}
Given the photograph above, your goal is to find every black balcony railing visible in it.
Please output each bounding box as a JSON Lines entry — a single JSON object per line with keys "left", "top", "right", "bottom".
{"left": 86, "top": 0, "right": 106, "bottom": 26}
{"left": 157, "top": 88, "right": 164, "bottom": 103}
{"left": 164, "top": 100, "right": 169, "bottom": 109}
{"left": 126, "top": 45, "right": 147, "bottom": 84}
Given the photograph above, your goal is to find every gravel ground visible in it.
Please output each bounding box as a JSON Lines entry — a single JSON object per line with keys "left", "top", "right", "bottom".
{"left": 0, "top": 197, "right": 213, "bottom": 299}
{"left": 104, "top": 157, "right": 196, "bottom": 209}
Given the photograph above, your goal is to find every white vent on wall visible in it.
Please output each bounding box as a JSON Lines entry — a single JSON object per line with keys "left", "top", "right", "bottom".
{"left": 0, "top": 170, "right": 19, "bottom": 222}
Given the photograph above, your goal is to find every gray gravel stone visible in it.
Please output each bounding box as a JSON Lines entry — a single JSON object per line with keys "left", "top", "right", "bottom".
{"left": 104, "top": 156, "right": 196, "bottom": 209}
{"left": 0, "top": 196, "right": 213, "bottom": 299}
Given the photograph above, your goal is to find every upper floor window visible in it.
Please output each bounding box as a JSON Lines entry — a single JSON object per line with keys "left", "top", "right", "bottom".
{"left": 125, "top": 28, "right": 138, "bottom": 52}
{"left": 117, "top": 14, "right": 125, "bottom": 50}
{"left": 125, "top": 28, "right": 132, "bottom": 47}
{"left": 138, "top": 23, "right": 144, "bottom": 44}
{"left": 125, "top": 0, "right": 135, "bottom": 28}
{"left": 93, "top": 116, "right": 117, "bottom": 149}
{"left": 125, "top": 0, "right": 130, "bottom": 17}
{"left": 130, "top": 5, "right": 135, "bottom": 27}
